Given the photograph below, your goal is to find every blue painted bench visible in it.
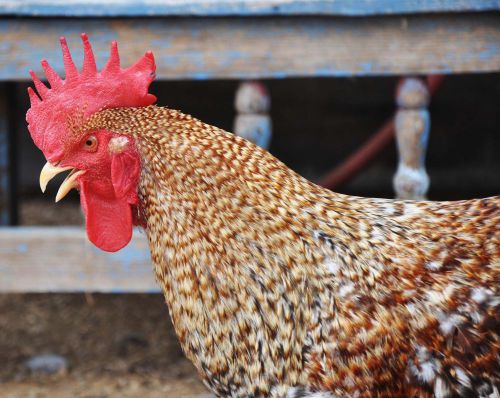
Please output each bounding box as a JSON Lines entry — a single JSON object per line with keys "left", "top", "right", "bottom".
{"left": 0, "top": 0, "right": 499, "bottom": 292}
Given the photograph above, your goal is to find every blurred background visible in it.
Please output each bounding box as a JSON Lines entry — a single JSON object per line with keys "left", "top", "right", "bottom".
{"left": 0, "top": 1, "right": 499, "bottom": 397}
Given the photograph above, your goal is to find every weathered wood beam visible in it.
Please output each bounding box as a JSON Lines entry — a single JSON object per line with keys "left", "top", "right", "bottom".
{"left": 1, "top": 14, "right": 499, "bottom": 81}
{"left": 1, "top": 0, "right": 498, "bottom": 17}
{"left": 0, "top": 227, "right": 159, "bottom": 293}
{"left": 0, "top": 0, "right": 500, "bottom": 16}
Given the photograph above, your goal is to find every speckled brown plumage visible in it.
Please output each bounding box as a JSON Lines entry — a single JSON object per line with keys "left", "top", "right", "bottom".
{"left": 83, "top": 105, "right": 499, "bottom": 398}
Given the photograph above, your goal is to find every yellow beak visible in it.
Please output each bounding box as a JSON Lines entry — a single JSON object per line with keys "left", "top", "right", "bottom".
{"left": 39, "top": 162, "right": 86, "bottom": 202}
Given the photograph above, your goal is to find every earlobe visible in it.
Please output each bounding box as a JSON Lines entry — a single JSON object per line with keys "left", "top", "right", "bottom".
{"left": 111, "top": 151, "right": 140, "bottom": 202}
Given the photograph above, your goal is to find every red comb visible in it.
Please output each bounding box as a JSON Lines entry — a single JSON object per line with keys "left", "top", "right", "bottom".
{"left": 26, "top": 33, "right": 156, "bottom": 159}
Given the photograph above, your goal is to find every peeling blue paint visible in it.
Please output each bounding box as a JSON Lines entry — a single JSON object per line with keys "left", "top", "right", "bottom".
{"left": 359, "top": 62, "right": 375, "bottom": 74}
{"left": 191, "top": 71, "right": 213, "bottom": 80}
{"left": 107, "top": 244, "right": 150, "bottom": 269}
{"left": 477, "top": 44, "right": 500, "bottom": 60}
{"left": 270, "top": 71, "right": 289, "bottom": 79}
{"left": 0, "top": 244, "right": 28, "bottom": 255}
{"left": 314, "top": 67, "right": 357, "bottom": 78}
{"left": 16, "top": 243, "right": 28, "bottom": 253}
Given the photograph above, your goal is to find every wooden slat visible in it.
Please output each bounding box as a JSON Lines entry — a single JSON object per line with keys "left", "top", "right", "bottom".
{"left": 0, "top": 227, "right": 160, "bottom": 293}
{"left": 1, "top": 14, "right": 499, "bottom": 80}
{"left": 1, "top": 0, "right": 498, "bottom": 17}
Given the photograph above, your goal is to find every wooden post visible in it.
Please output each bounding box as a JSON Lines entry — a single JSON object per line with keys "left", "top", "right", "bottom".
{"left": 393, "top": 77, "right": 430, "bottom": 200}
{"left": 234, "top": 81, "right": 272, "bottom": 149}
{"left": 0, "top": 83, "right": 13, "bottom": 225}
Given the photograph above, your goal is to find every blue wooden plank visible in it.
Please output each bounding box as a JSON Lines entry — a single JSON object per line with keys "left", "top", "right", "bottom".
{"left": 0, "top": 0, "right": 499, "bottom": 17}
{"left": 0, "top": 226, "right": 159, "bottom": 293}
{"left": 1, "top": 15, "right": 499, "bottom": 80}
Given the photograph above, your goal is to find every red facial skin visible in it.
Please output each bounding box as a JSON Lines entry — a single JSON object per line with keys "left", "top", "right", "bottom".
{"left": 57, "top": 129, "right": 141, "bottom": 252}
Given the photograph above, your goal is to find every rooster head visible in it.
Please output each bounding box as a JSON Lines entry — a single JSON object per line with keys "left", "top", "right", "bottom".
{"left": 26, "top": 34, "right": 156, "bottom": 252}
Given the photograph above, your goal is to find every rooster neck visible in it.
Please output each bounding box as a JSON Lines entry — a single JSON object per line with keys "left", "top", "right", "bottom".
{"left": 130, "top": 107, "right": 339, "bottom": 395}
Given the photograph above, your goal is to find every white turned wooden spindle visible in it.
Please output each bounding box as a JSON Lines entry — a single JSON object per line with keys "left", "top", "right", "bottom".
{"left": 234, "top": 81, "right": 272, "bottom": 149}
{"left": 393, "top": 77, "right": 431, "bottom": 200}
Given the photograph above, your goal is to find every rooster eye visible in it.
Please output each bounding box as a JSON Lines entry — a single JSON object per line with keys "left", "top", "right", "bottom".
{"left": 83, "top": 135, "right": 98, "bottom": 151}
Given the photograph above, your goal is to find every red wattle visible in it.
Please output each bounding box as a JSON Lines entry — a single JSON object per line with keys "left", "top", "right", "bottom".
{"left": 80, "top": 183, "right": 133, "bottom": 253}
{"left": 78, "top": 150, "right": 140, "bottom": 252}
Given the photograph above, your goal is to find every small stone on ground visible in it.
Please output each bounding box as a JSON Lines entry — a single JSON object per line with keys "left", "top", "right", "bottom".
{"left": 25, "top": 353, "right": 68, "bottom": 375}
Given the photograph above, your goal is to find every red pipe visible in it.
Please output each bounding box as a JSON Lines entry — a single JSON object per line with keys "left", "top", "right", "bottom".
{"left": 318, "top": 75, "right": 445, "bottom": 190}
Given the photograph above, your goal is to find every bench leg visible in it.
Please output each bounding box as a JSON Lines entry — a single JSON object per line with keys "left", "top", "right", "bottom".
{"left": 233, "top": 81, "right": 272, "bottom": 150}
{"left": 393, "top": 77, "right": 430, "bottom": 200}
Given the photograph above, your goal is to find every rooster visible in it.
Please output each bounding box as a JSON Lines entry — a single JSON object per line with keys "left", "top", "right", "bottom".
{"left": 27, "top": 35, "right": 499, "bottom": 398}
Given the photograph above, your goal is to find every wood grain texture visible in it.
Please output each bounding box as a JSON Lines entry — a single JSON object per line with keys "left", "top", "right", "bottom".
{"left": 0, "top": 227, "right": 159, "bottom": 292}
{"left": 1, "top": 0, "right": 499, "bottom": 17}
{"left": 1, "top": 14, "right": 499, "bottom": 80}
